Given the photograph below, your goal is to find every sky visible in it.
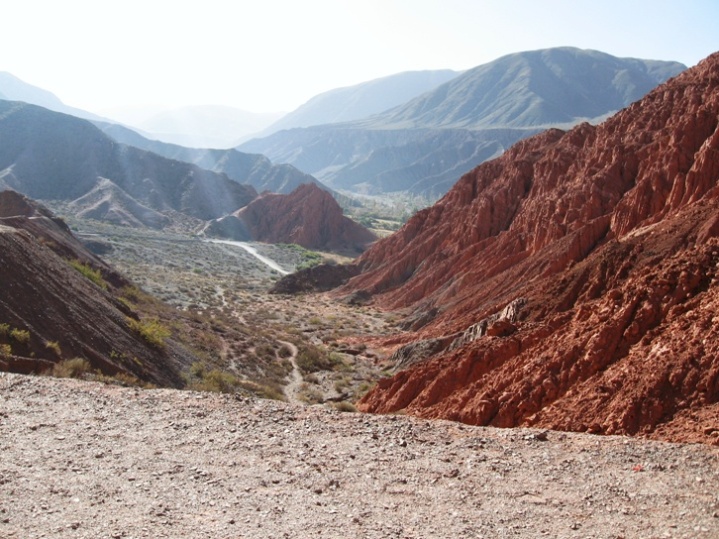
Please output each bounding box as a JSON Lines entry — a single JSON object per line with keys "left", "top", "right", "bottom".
{"left": 1, "top": 0, "right": 717, "bottom": 115}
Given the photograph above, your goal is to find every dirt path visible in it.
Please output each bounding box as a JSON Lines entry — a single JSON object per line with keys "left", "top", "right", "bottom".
{"left": 279, "top": 340, "right": 304, "bottom": 404}
{"left": 204, "top": 239, "right": 290, "bottom": 275}
{"left": 2, "top": 372, "right": 718, "bottom": 539}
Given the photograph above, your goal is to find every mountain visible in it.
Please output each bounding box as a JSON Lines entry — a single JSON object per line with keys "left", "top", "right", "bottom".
{"left": 263, "top": 69, "right": 459, "bottom": 134}
{"left": 96, "top": 121, "right": 329, "bottom": 195}
{"left": 204, "top": 183, "right": 376, "bottom": 252}
{"left": 0, "top": 71, "right": 106, "bottom": 122}
{"left": 288, "top": 51, "right": 719, "bottom": 444}
{"left": 130, "top": 105, "right": 285, "bottom": 148}
{"left": 358, "top": 47, "right": 685, "bottom": 130}
{"left": 0, "top": 100, "right": 258, "bottom": 227}
{"left": 240, "top": 48, "right": 686, "bottom": 199}
{"left": 0, "top": 190, "right": 197, "bottom": 386}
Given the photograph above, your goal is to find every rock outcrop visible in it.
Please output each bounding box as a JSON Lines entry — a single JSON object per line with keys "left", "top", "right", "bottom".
{"left": 206, "top": 183, "right": 377, "bottom": 252}
{"left": 344, "top": 52, "right": 719, "bottom": 445}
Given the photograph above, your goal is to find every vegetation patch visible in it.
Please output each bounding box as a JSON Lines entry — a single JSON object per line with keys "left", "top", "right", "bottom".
{"left": 51, "top": 358, "right": 92, "bottom": 379}
{"left": 9, "top": 328, "right": 30, "bottom": 344}
{"left": 127, "top": 317, "right": 171, "bottom": 348}
{"left": 69, "top": 259, "right": 108, "bottom": 289}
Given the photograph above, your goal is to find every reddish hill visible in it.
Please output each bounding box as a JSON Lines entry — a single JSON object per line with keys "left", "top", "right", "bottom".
{"left": 206, "top": 183, "right": 376, "bottom": 253}
{"left": 340, "top": 52, "right": 719, "bottom": 445}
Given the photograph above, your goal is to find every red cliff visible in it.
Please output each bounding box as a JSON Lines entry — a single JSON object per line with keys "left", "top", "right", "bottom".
{"left": 344, "top": 52, "right": 719, "bottom": 445}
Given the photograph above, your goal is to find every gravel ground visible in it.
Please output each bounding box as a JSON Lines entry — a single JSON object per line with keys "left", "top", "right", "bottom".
{"left": 1, "top": 372, "right": 718, "bottom": 539}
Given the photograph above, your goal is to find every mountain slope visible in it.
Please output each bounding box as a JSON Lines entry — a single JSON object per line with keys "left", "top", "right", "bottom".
{"left": 240, "top": 48, "right": 686, "bottom": 198}
{"left": 326, "top": 51, "right": 719, "bottom": 444}
{"left": 263, "top": 69, "right": 459, "bottom": 134}
{"left": 361, "top": 47, "right": 685, "bottom": 129}
{"left": 0, "top": 101, "right": 257, "bottom": 224}
{"left": 97, "top": 121, "right": 327, "bottom": 195}
{"left": 0, "top": 190, "right": 196, "bottom": 386}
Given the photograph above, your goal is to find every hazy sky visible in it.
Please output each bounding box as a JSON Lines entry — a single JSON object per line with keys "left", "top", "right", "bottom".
{"left": 2, "top": 0, "right": 717, "bottom": 114}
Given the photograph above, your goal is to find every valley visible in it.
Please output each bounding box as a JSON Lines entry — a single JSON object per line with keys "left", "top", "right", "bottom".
{"left": 61, "top": 214, "right": 398, "bottom": 407}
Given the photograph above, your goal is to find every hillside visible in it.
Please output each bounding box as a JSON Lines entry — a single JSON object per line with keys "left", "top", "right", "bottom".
{"left": 240, "top": 48, "right": 685, "bottom": 198}
{"left": 307, "top": 51, "right": 719, "bottom": 444}
{"left": 0, "top": 101, "right": 257, "bottom": 227}
{"left": 205, "top": 183, "right": 376, "bottom": 252}
{"left": 0, "top": 190, "right": 196, "bottom": 386}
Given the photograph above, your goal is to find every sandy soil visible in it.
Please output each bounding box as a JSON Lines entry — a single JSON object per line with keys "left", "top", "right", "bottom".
{"left": 2, "top": 372, "right": 718, "bottom": 539}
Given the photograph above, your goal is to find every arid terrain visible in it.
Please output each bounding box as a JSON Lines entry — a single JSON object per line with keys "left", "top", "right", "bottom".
{"left": 2, "top": 372, "right": 718, "bottom": 539}
{"left": 61, "top": 215, "right": 399, "bottom": 407}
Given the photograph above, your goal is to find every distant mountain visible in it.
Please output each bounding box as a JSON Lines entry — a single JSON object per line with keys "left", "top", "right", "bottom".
{"left": 0, "top": 101, "right": 257, "bottom": 227}
{"left": 240, "top": 48, "right": 686, "bottom": 199}
{"left": 263, "top": 69, "right": 459, "bottom": 134}
{"left": 204, "top": 183, "right": 376, "bottom": 253}
{"left": 129, "top": 105, "right": 285, "bottom": 148}
{"left": 97, "top": 121, "right": 328, "bottom": 195}
{"left": 0, "top": 72, "right": 106, "bottom": 122}
{"left": 359, "top": 47, "right": 685, "bottom": 129}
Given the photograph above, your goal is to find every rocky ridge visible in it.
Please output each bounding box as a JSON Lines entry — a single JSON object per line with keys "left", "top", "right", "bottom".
{"left": 334, "top": 52, "right": 719, "bottom": 444}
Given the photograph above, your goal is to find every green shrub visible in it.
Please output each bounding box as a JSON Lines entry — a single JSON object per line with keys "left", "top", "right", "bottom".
{"left": 45, "top": 340, "right": 62, "bottom": 357}
{"left": 127, "top": 317, "right": 171, "bottom": 348}
{"left": 0, "top": 344, "right": 11, "bottom": 359}
{"left": 9, "top": 328, "right": 30, "bottom": 344}
{"left": 69, "top": 260, "right": 107, "bottom": 289}
{"left": 0, "top": 323, "right": 9, "bottom": 337}
{"left": 52, "top": 358, "right": 91, "bottom": 379}
{"left": 333, "top": 401, "right": 358, "bottom": 413}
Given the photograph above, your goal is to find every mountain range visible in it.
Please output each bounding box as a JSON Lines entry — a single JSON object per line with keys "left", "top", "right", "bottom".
{"left": 240, "top": 48, "right": 686, "bottom": 199}
{"left": 295, "top": 51, "right": 719, "bottom": 445}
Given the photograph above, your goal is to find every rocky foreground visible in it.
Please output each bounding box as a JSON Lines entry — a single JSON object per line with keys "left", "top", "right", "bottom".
{"left": 1, "top": 372, "right": 718, "bottom": 538}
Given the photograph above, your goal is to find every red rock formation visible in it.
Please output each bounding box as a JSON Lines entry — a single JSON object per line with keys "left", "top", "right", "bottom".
{"left": 345, "top": 52, "right": 719, "bottom": 445}
{"left": 209, "top": 183, "right": 376, "bottom": 253}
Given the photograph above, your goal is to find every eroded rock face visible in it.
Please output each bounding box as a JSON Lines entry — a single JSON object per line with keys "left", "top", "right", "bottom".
{"left": 347, "top": 52, "right": 719, "bottom": 444}
{"left": 209, "top": 183, "right": 377, "bottom": 252}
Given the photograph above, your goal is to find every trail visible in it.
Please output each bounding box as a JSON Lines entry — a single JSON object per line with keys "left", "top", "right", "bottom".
{"left": 279, "top": 340, "right": 304, "bottom": 404}
{"left": 204, "top": 239, "right": 290, "bottom": 275}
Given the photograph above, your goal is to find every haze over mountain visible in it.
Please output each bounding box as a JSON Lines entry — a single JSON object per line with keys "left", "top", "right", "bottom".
{"left": 240, "top": 48, "right": 686, "bottom": 199}
{"left": 0, "top": 71, "right": 106, "bottom": 122}
{"left": 262, "top": 69, "right": 460, "bottom": 135}
{"left": 0, "top": 101, "right": 257, "bottom": 227}
{"left": 96, "top": 121, "right": 326, "bottom": 195}
{"left": 292, "top": 51, "right": 719, "bottom": 445}
{"left": 120, "top": 105, "right": 285, "bottom": 148}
